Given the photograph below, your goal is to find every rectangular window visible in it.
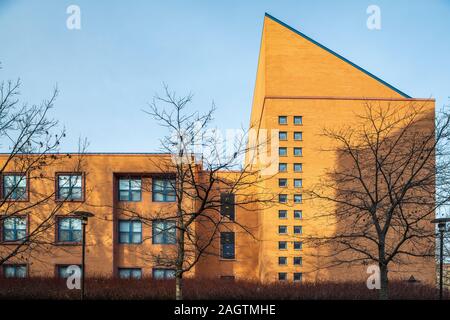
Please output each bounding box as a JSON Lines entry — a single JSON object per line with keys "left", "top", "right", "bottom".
{"left": 220, "top": 232, "right": 235, "bottom": 259}
{"left": 279, "top": 147, "right": 287, "bottom": 157}
{"left": 294, "top": 210, "right": 303, "bottom": 220}
{"left": 152, "top": 220, "right": 176, "bottom": 244}
{"left": 294, "top": 132, "right": 303, "bottom": 141}
{"left": 57, "top": 174, "right": 83, "bottom": 201}
{"left": 3, "top": 264, "right": 27, "bottom": 278}
{"left": 294, "top": 226, "right": 303, "bottom": 235}
{"left": 279, "top": 163, "right": 287, "bottom": 172}
{"left": 57, "top": 265, "right": 82, "bottom": 279}
{"left": 294, "top": 241, "right": 303, "bottom": 250}
{"left": 279, "top": 131, "right": 287, "bottom": 141}
{"left": 152, "top": 268, "right": 175, "bottom": 280}
{"left": 278, "top": 257, "right": 287, "bottom": 265}
{"left": 278, "top": 225, "right": 287, "bottom": 234}
{"left": 118, "top": 177, "right": 141, "bottom": 202}
{"left": 278, "top": 210, "right": 287, "bottom": 219}
{"left": 2, "top": 174, "right": 27, "bottom": 200}
{"left": 220, "top": 193, "right": 235, "bottom": 221}
{"left": 294, "top": 116, "right": 303, "bottom": 125}
{"left": 279, "top": 194, "right": 287, "bottom": 203}
{"left": 294, "top": 194, "right": 302, "bottom": 204}
{"left": 278, "top": 116, "right": 287, "bottom": 125}
{"left": 2, "top": 216, "right": 27, "bottom": 242}
{"left": 278, "top": 272, "right": 287, "bottom": 281}
{"left": 278, "top": 241, "right": 287, "bottom": 250}
{"left": 278, "top": 179, "right": 287, "bottom": 188}
{"left": 57, "top": 218, "right": 82, "bottom": 243}
{"left": 152, "top": 179, "right": 176, "bottom": 202}
{"left": 294, "top": 179, "right": 303, "bottom": 188}
{"left": 294, "top": 148, "right": 302, "bottom": 157}
{"left": 119, "top": 220, "right": 142, "bottom": 244}
{"left": 294, "top": 163, "right": 303, "bottom": 172}
{"left": 118, "top": 268, "right": 142, "bottom": 279}
{"left": 294, "top": 272, "right": 303, "bottom": 282}
{"left": 293, "top": 257, "right": 303, "bottom": 266}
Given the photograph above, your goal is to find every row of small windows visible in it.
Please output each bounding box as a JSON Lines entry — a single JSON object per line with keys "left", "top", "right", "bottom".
{"left": 278, "top": 210, "right": 302, "bottom": 219}
{"left": 279, "top": 163, "right": 302, "bottom": 172}
{"left": 278, "top": 179, "right": 302, "bottom": 188}
{"left": 279, "top": 272, "right": 302, "bottom": 282}
{"left": 279, "top": 147, "right": 302, "bottom": 157}
{"left": 279, "top": 131, "right": 303, "bottom": 141}
{"left": 278, "top": 241, "right": 303, "bottom": 250}
{"left": 278, "top": 225, "right": 303, "bottom": 235}
{"left": 118, "top": 220, "right": 177, "bottom": 245}
{"left": 278, "top": 116, "right": 303, "bottom": 125}
{"left": 278, "top": 256, "right": 303, "bottom": 266}
{"left": 279, "top": 194, "right": 302, "bottom": 203}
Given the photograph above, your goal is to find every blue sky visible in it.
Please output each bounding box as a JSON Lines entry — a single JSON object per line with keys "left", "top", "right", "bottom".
{"left": 0, "top": 0, "right": 449, "bottom": 152}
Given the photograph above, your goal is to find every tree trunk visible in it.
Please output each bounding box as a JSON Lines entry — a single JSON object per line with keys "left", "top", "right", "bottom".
{"left": 379, "top": 263, "right": 389, "bottom": 300}
{"left": 175, "top": 273, "right": 183, "bottom": 300}
{"left": 175, "top": 226, "right": 185, "bottom": 300}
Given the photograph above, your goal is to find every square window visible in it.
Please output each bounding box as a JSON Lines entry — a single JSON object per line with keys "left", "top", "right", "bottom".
{"left": 294, "top": 116, "right": 303, "bottom": 125}
{"left": 278, "top": 179, "right": 287, "bottom": 188}
{"left": 293, "top": 257, "right": 303, "bottom": 266}
{"left": 118, "top": 177, "right": 142, "bottom": 202}
{"left": 294, "top": 272, "right": 303, "bottom": 282}
{"left": 294, "top": 163, "right": 303, "bottom": 172}
{"left": 294, "top": 148, "right": 302, "bottom": 157}
{"left": 294, "top": 194, "right": 302, "bottom": 204}
{"left": 57, "top": 218, "right": 82, "bottom": 243}
{"left": 119, "top": 220, "right": 142, "bottom": 244}
{"left": 153, "top": 178, "right": 176, "bottom": 202}
{"left": 279, "top": 163, "right": 287, "bottom": 172}
{"left": 2, "top": 174, "right": 27, "bottom": 200}
{"left": 294, "top": 179, "right": 302, "bottom": 188}
{"left": 152, "top": 220, "right": 176, "bottom": 244}
{"left": 278, "top": 257, "right": 287, "bottom": 265}
{"left": 57, "top": 174, "right": 83, "bottom": 201}
{"left": 294, "top": 241, "right": 303, "bottom": 250}
{"left": 279, "top": 194, "right": 287, "bottom": 203}
{"left": 2, "top": 216, "right": 27, "bottom": 242}
{"left": 279, "top": 147, "right": 287, "bottom": 157}
{"left": 294, "top": 132, "right": 303, "bottom": 141}
{"left": 294, "top": 210, "right": 303, "bottom": 219}
{"left": 278, "top": 116, "right": 287, "bottom": 125}
{"left": 278, "top": 272, "right": 287, "bottom": 281}
{"left": 279, "top": 131, "right": 287, "bottom": 141}
{"left": 278, "top": 225, "right": 287, "bottom": 234}
{"left": 119, "top": 268, "right": 142, "bottom": 279}
{"left": 278, "top": 210, "right": 287, "bottom": 219}
{"left": 294, "top": 226, "right": 303, "bottom": 235}
{"left": 278, "top": 241, "right": 287, "bottom": 250}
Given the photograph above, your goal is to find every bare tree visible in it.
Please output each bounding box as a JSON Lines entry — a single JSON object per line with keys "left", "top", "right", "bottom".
{"left": 118, "top": 86, "right": 274, "bottom": 300}
{"left": 0, "top": 67, "right": 88, "bottom": 268}
{"left": 306, "top": 100, "right": 450, "bottom": 300}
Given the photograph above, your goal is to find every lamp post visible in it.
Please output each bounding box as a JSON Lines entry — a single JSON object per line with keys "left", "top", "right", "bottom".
{"left": 431, "top": 217, "right": 450, "bottom": 300}
{"left": 74, "top": 211, "right": 95, "bottom": 300}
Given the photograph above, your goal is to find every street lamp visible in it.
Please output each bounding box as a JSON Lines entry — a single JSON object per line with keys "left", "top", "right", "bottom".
{"left": 431, "top": 217, "right": 450, "bottom": 300}
{"left": 74, "top": 211, "right": 95, "bottom": 300}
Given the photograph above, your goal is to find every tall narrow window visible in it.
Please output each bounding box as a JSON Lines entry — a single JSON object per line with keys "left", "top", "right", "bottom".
{"left": 220, "top": 193, "right": 235, "bottom": 221}
{"left": 119, "top": 220, "right": 142, "bottom": 244}
{"left": 152, "top": 220, "right": 176, "bottom": 244}
{"left": 57, "top": 174, "right": 83, "bottom": 201}
{"left": 2, "top": 174, "right": 27, "bottom": 200}
{"left": 152, "top": 179, "right": 176, "bottom": 202}
{"left": 57, "top": 217, "right": 82, "bottom": 243}
{"left": 220, "top": 232, "right": 235, "bottom": 259}
{"left": 119, "top": 177, "right": 141, "bottom": 201}
{"left": 2, "top": 216, "right": 27, "bottom": 242}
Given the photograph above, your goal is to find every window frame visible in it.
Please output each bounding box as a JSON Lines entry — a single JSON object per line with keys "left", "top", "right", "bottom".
{"left": 118, "top": 176, "right": 142, "bottom": 202}
{"left": 293, "top": 132, "right": 303, "bottom": 141}
{"left": 152, "top": 268, "right": 175, "bottom": 280}
{"left": 293, "top": 116, "right": 303, "bottom": 125}
{"left": 220, "top": 192, "right": 235, "bottom": 221}
{"left": 278, "top": 179, "right": 288, "bottom": 188}
{"left": 278, "top": 257, "right": 287, "bottom": 266}
{"left": 293, "top": 225, "right": 303, "bottom": 235}
{"left": 278, "top": 272, "right": 287, "bottom": 281}
{"left": 55, "top": 172, "right": 85, "bottom": 202}
{"left": 278, "top": 210, "right": 288, "bottom": 219}
{"left": 279, "top": 194, "right": 288, "bottom": 203}
{"left": 293, "top": 241, "right": 303, "bottom": 250}
{"left": 279, "top": 131, "right": 288, "bottom": 141}
{"left": 220, "top": 232, "right": 235, "bottom": 260}
{"left": 1, "top": 215, "right": 28, "bottom": 243}
{"left": 294, "top": 272, "right": 303, "bottom": 282}
{"left": 293, "top": 257, "right": 303, "bottom": 266}
{"left": 119, "top": 219, "right": 143, "bottom": 244}
{"left": 152, "top": 220, "right": 176, "bottom": 245}
{"left": 118, "top": 267, "right": 143, "bottom": 279}
{"left": 278, "top": 147, "right": 287, "bottom": 157}
{"left": 293, "top": 163, "right": 303, "bottom": 172}
{"left": 278, "top": 241, "right": 287, "bottom": 250}
{"left": 294, "top": 147, "right": 303, "bottom": 157}
{"left": 278, "top": 225, "right": 288, "bottom": 235}
{"left": 2, "top": 264, "right": 28, "bottom": 278}
{"left": 152, "top": 178, "right": 176, "bottom": 202}
{"left": 278, "top": 163, "right": 287, "bottom": 172}
{"left": 294, "top": 210, "right": 303, "bottom": 220}
{"left": 55, "top": 216, "right": 82, "bottom": 245}
{"left": 278, "top": 116, "right": 288, "bottom": 125}
{"left": 294, "top": 194, "right": 302, "bottom": 204}
{"left": 294, "top": 179, "right": 303, "bottom": 188}
{"left": 1, "top": 173, "right": 29, "bottom": 201}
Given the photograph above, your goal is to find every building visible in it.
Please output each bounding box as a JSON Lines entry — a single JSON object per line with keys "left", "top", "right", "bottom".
{"left": 0, "top": 14, "right": 436, "bottom": 284}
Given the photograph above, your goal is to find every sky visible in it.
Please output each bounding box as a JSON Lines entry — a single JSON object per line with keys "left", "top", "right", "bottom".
{"left": 0, "top": 0, "right": 449, "bottom": 152}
